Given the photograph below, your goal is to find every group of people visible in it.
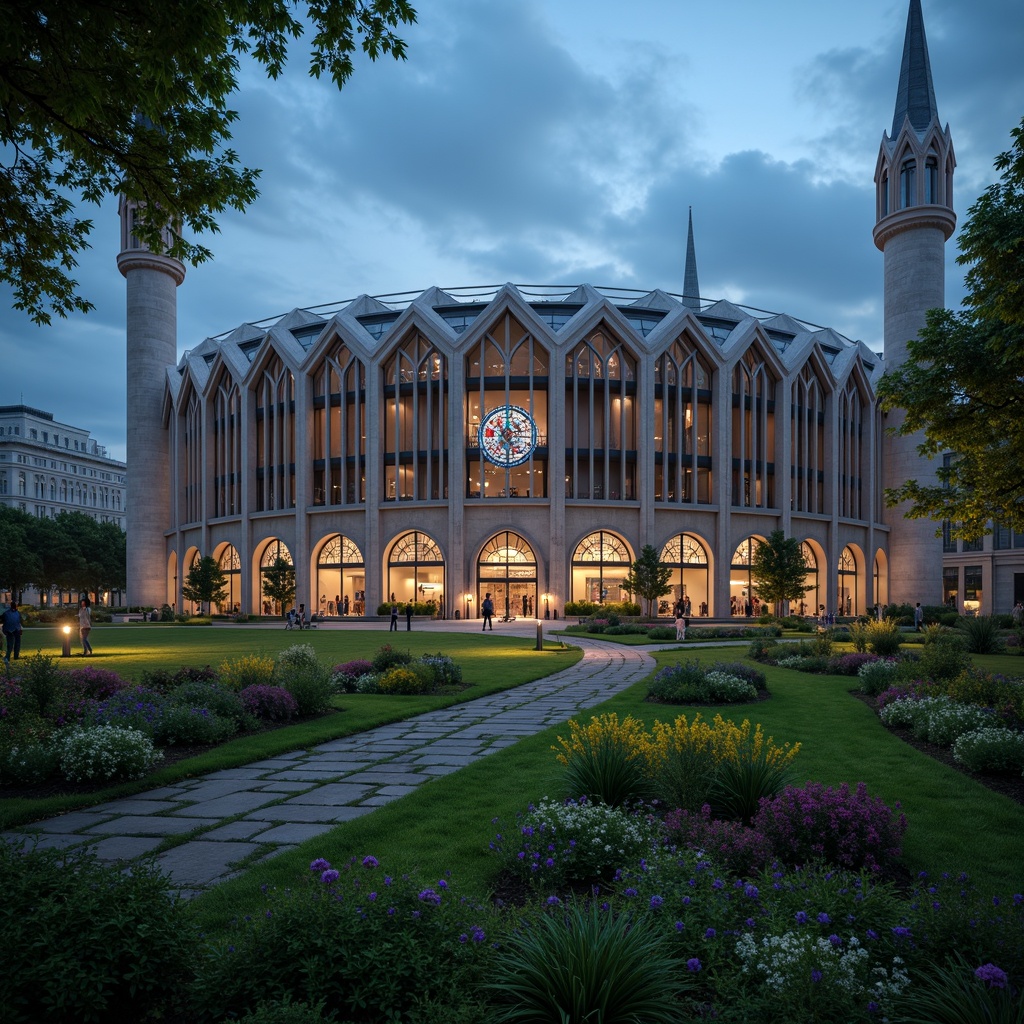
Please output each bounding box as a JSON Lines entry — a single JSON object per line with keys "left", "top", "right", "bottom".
{"left": 0, "top": 597, "right": 93, "bottom": 661}
{"left": 285, "top": 604, "right": 320, "bottom": 629}
{"left": 389, "top": 601, "right": 415, "bottom": 631}
{"left": 672, "top": 598, "right": 691, "bottom": 641}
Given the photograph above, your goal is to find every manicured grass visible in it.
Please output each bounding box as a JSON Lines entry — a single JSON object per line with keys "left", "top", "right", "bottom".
{"left": 0, "top": 628, "right": 582, "bottom": 829}
{"left": 192, "top": 646, "right": 1024, "bottom": 932}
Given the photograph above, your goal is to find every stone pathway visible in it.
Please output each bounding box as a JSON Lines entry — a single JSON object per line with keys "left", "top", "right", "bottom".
{"left": 5, "top": 631, "right": 658, "bottom": 893}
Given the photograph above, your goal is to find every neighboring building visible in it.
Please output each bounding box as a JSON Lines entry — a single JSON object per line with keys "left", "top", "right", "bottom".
{"left": 0, "top": 404, "right": 127, "bottom": 528}
{"left": 120, "top": 2, "right": 1008, "bottom": 617}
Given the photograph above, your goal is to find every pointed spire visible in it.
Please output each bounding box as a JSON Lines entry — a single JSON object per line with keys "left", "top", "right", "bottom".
{"left": 682, "top": 206, "right": 700, "bottom": 311}
{"left": 891, "top": 0, "right": 939, "bottom": 137}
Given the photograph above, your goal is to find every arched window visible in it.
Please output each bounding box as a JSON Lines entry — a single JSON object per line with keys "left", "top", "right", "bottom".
{"left": 838, "top": 545, "right": 859, "bottom": 616}
{"left": 654, "top": 337, "right": 712, "bottom": 504}
{"left": 800, "top": 542, "right": 821, "bottom": 616}
{"left": 259, "top": 539, "right": 293, "bottom": 614}
{"left": 838, "top": 382, "right": 864, "bottom": 519}
{"left": 466, "top": 311, "right": 549, "bottom": 501}
{"left": 565, "top": 328, "right": 637, "bottom": 501}
{"left": 900, "top": 158, "right": 916, "bottom": 208}
{"left": 660, "top": 533, "right": 710, "bottom": 616}
{"left": 477, "top": 531, "right": 538, "bottom": 620}
{"left": 382, "top": 332, "right": 447, "bottom": 502}
{"left": 925, "top": 156, "right": 939, "bottom": 204}
{"left": 791, "top": 366, "right": 824, "bottom": 514}
{"left": 880, "top": 171, "right": 889, "bottom": 216}
{"left": 213, "top": 373, "right": 242, "bottom": 517}
{"left": 386, "top": 531, "right": 445, "bottom": 609}
{"left": 313, "top": 340, "right": 367, "bottom": 507}
{"left": 732, "top": 349, "right": 776, "bottom": 509}
{"left": 730, "top": 537, "right": 764, "bottom": 616}
{"left": 570, "top": 530, "right": 632, "bottom": 604}
{"left": 316, "top": 535, "right": 366, "bottom": 616}
{"left": 254, "top": 354, "right": 296, "bottom": 512}
{"left": 181, "top": 390, "right": 202, "bottom": 524}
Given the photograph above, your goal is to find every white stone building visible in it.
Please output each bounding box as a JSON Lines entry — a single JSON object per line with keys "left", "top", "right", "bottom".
{"left": 119, "top": 1, "right": 1014, "bottom": 617}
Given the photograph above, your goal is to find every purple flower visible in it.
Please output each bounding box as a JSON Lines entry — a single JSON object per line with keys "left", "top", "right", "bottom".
{"left": 892, "top": 926, "right": 911, "bottom": 939}
{"left": 704, "top": 928, "right": 716, "bottom": 939}
{"left": 675, "top": 921, "right": 684, "bottom": 932}
{"left": 320, "top": 869, "right": 340, "bottom": 885}
{"left": 650, "top": 895, "right": 664, "bottom": 909}
{"left": 829, "top": 934, "right": 842, "bottom": 947}
{"left": 817, "top": 912, "right": 831, "bottom": 924}
{"left": 362, "top": 855, "right": 379, "bottom": 868}
{"left": 624, "top": 888, "right": 638, "bottom": 898}
{"left": 795, "top": 911, "right": 808, "bottom": 924}
{"left": 546, "top": 895, "right": 561, "bottom": 905}
{"left": 418, "top": 889, "right": 442, "bottom": 905}
{"left": 974, "top": 963, "right": 1008, "bottom": 989}
{"left": 687, "top": 958, "right": 702, "bottom": 972}
{"left": 471, "top": 926, "right": 486, "bottom": 943}
{"left": 811, "top": 969, "right": 823, "bottom": 983}
{"left": 310, "top": 858, "right": 331, "bottom": 872}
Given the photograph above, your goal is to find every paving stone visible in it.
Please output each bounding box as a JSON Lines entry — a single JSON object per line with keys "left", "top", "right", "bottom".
{"left": 29, "top": 811, "right": 115, "bottom": 833}
{"left": 344, "top": 770, "right": 429, "bottom": 785}
{"left": 156, "top": 841, "right": 262, "bottom": 886}
{"left": 252, "top": 823, "right": 338, "bottom": 844}
{"left": 372, "top": 784, "right": 421, "bottom": 797}
{"left": 91, "top": 836, "right": 165, "bottom": 860}
{"left": 258, "top": 781, "right": 315, "bottom": 792}
{"left": 175, "top": 779, "right": 268, "bottom": 800}
{"left": 264, "top": 770, "right": 345, "bottom": 782}
{"left": 88, "top": 798, "right": 183, "bottom": 815}
{"left": 244, "top": 804, "right": 373, "bottom": 824}
{"left": 284, "top": 783, "right": 374, "bottom": 805}
{"left": 202, "top": 820, "right": 269, "bottom": 841}
{"left": 169, "top": 792, "right": 280, "bottom": 817}
{"left": 89, "top": 815, "right": 217, "bottom": 836}
{"left": 4, "top": 832, "right": 92, "bottom": 851}
{"left": 414, "top": 753, "right": 479, "bottom": 766}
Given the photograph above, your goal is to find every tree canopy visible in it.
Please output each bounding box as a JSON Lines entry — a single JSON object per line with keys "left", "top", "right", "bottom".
{"left": 1, "top": 0, "right": 416, "bottom": 324}
{"left": 876, "top": 117, "right": 1024, "bottom": 537}
{"left": 620, "top": 544, "right": 673, "bottom": 617}
{"left": 749, "top": 531, "right": 810, "bottom": 614}
{"left": 261, "top": 556, "right": 296, "bottom": 614}
{"left": 181, "top": 555, "right": 229, "bottom": 615}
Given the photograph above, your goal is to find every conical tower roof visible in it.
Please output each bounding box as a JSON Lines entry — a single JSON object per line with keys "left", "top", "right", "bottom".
{"left": 891, "top": 0, "right": 939, "bottom": 137}
{"left": 682, "top": 207, "right": 700, "bottom": 310}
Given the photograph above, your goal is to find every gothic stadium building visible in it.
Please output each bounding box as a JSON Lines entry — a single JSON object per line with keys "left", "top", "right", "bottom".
{"left": 119, "top": 1, "right": 1016, "bottom": 620}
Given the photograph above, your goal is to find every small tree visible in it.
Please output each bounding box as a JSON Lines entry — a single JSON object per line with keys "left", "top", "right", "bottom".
{"left": 261, "top": 557, "right": 296, "bottom": 616}
{"left": 750, "top": 530, "right": 810, "bottom": 616}
{"left": 181, "top": 555, "right": 228, "bottom": 615}
{"left": 620, "top": 544, "right": 673, "bottom": 618}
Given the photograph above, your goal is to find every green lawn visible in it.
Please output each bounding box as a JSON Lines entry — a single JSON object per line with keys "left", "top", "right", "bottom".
{"left": 0, "top": 626, "right": 581, "bottom": 829}
{"left": 192, "top": 645, "right": 1024, "bottom": 931}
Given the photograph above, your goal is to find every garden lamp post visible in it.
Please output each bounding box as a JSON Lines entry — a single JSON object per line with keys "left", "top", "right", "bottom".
{"left": 61, "top": 625, "right": 72, "bottom": 658}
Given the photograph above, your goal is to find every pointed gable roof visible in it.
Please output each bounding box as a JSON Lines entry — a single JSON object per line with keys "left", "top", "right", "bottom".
{"left": 892, "top": 0, "right": 939, "bottom": 137}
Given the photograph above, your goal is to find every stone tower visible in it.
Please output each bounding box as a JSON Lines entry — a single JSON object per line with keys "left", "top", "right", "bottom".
{"left": 873, "top": 0, "right": 956, "bottom": 606}
{"left": 117, "top": 197, "right": 185, "bottom": 609}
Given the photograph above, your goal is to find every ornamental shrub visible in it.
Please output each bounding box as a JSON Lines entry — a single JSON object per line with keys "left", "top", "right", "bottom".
{"left": 858, "top": 658, "right": 902, "bottom": 696}
{"left": 91, "top": 685, "right": 167, "bottom": 736}
{"left": 168, "top": 679, "right": 247, "bottom": 725}
{"left": 153, "top": 705, "right": 237, "bottom": 746}
{"left": 867, "top": 618, "right": 905, "bottom": 658}
{"left": 61, "top": 665, "right": 132, "bottom": 700}
{"left": 0, "top": 843, "right": 194, "bottom": 1024}
{"left": 490, "top": 797, "right": 661, "bottom": 889}
{"left": 275, "top": 643, "right": 321, "bottom": 675}
{"left": 827, "top": 652, "right": 880, "bottom": 676}
{"left": 958, "top": 615, "right": 1004, "bottom": 655}
{"left": 220, "top": 653, "right": 276, "bottom": 691}
{"left": 945, "top": 669, "right": 1024, "bottom": 723}
{"left": 0, "top": 738, "right": 60, "bottom": 784}
{"left": 553, "top": 712, "right": 656, "bottom": 807}
{"left": 648, "top": 661, "right": 758, "bottom": 704}
{"left": 371, "top": 643, "right": 413, "bottom": 672}
{"left": 662, "top": 805, "right": 775, "bottom": 875}
{"left": 55, "top": 725, "right": 163, "bottom": 782}
{"left": 420, "top": 652, "right": 463, "bottom": 688}
{"left": 331, "top": 660, "right": 374, "bottom": 693}
{"left": 17, "top": 653, "right": 66, "bottom": 718}
{"left": 952, "top": 727, "right": 1024, "bottom": 774}
{"left": 708, "top": 661, "right": 768, "bottom": 691}
{"left": 919, "top": 629, "right": 972, "bottom": 681}
{"left": 282, "top": 666, "right": 334, "bottom": 715}
{"left": 646, "top": 626, "right": 677, "bottom": 640}
{"left": 753, "top": 781, "right": 907, "bottom": 873}
{"left": 240, "top": 684, "right": 299, "bottom": 721}
{"left": 910, "top": 697, "right": 996, "bottom": 748}
{"left": 377, "top": 663, "right": 435, "bottom": 695}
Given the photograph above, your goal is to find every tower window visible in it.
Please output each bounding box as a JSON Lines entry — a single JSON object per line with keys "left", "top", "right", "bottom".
{"left": 900, "top": 159, "right": 916, "bottom": 208}
{"left": 925, "top": 158, "right": 938, "bottom": 204}
{"left": 881, "top": 173, "right": 889, "bottom": 216}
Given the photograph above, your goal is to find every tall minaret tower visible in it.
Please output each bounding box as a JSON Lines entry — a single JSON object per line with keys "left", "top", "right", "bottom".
{"left": 116, "top": 198, "right": 185, "bottom": 609}
{"left": 873, "top": 0, "right": 956, "bottom": 606}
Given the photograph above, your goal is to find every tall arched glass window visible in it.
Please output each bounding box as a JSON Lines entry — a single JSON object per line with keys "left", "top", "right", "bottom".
{"left": 791, "top": 366, "right": 824, "bottom": 514}
{"left": 386, "top": 531, "right": 445, "bottom": 609}
{"left": 382, "top": 332, "right": 447, "bottom": 502}
{"left": 660, "top": 533, "right": 710, "bottom": 616}
{"left": 570, "top": 530, "right": 632, "bottom": 604}
{"left": 565, "top": 328, "right": 637, "bottom": 501}
{"left": 316, "top": 535, "right": 366, "bottom": 616}
{"left": 732, "top": 350, "right": 776, "bottom": 509}
{"left": 181, "top": 390, "right": 202, "bottom": 524}
{"left": 838, "top": 382, "right": 864, "bottom": 519}
{"left": 900, "top": 158, "right": 916, "bottom": 208}
{"left": 254, "top": 355, "right": 296, "bottom": 512}
{"left": 466, "top": 311, "right": 549, "bottom": 500}
{"left": 654, "top": 337, "right": 712, "bottom": 504}
{"left": 925, "top": 156, "right": 939, "bottom": 204}
{"left": 730, "top": 537, "right": 764, "bottom": 615}
{"left": 213, "top": 373, "right": 242, "bottom": 518}
{"left": 313, "top": 340, "right": 366, "bottom": 507}
{"left": 477, "top": 531, "right": 538, "bottom": 620}
{"left": 800, "top": 542, "right": 820, "bottom": 616}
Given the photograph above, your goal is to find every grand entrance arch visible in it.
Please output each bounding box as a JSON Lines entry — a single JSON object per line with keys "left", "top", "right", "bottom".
{"left": 660, "top": 533, "right": 710, "bottom": 616}
{"left": 216, "top": 544, "right": 241, "bottom": 614}
{"left": 258, "top": 539, "right": 293, "bottom": 615}
{"left": 570, "top": 530, "right": 633, "bottom": 605}
{"left": 729, "top": 536, "right": 765, "bottom": 616}
{"left": 386, "top": 531, "right": 445, "bottom": 613}
{"left": 316, "top": 534, "right": 366, "bottom": 615}
{"left": 477, "top": 531, "right": 538, "bottom": 621}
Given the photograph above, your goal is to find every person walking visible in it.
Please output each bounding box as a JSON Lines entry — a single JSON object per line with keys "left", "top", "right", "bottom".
{"left": 481, "top": 592, "right": 494, "bottom": 631}
{"left": 389, "top": 602, "right": 399, "bottom": 631}
{"left": 2, "top": 601, "right": 24, "bottom": 662}
{"left": 914, "top": 602, "right": 924, "bottom": 632}
{"left": 77, "top": 597, "right": 93, "bottom": 656}
{"left": 406, "top": 602, "right": 413, "bottom": 631}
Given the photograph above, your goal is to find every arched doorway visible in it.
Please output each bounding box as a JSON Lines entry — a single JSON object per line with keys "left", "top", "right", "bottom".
{"left": 660, "top": 533, "right": 710, "bottom": 617}
{"left": 216, "top": 544, "right": 241, "bottom": 614}
{"left": 386, "top": 531, "right": 445, "bottom": 613}
{"left": 258, "top": 539, "right": 293, "bottom": 615}
{"left": 838, "top": 545, "right": 859, "bottom": 617}
{"left": 478, "top": 531, "right": 538, "bottom": 621}
{"left": 316, "top": 534, "right": 366, "bottom": 616}
{"left": 570, "top": 531, "right": 633, "bottom": 605}
{"left": 800, "top": 541, "right": 823, "bottom": 617}
{"left": 730, "top": 537, "right": 764, "bottom": 616}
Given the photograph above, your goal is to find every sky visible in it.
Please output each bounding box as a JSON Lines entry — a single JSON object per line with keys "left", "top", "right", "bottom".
{"left": 2, "top": 0, "right": 1021, "bottom": 463}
